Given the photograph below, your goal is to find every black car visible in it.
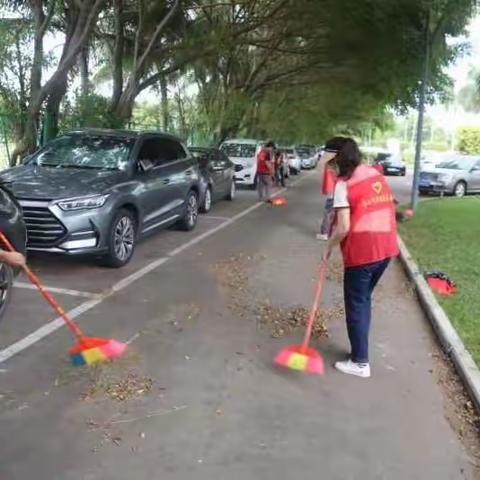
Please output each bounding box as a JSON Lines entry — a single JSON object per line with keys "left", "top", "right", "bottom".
{"left": 0, "top": 185, "right": 27, "bottom": 320}
{"left": 0, "top": 129, "right": 201, "bottom": 267}
{"left": 376, "top": 152, "right": 406, "bottom": 176}
{"left": 189, "top": 147, "right": 236, "bottom": 213}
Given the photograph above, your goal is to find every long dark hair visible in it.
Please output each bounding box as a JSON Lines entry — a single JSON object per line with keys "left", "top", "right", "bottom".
{"left": 336, "top": 138, "right": 362, "bottom": 179}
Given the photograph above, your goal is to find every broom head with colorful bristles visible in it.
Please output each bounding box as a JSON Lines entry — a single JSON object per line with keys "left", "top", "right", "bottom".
{"left": 271, "top": 195, "right": 288, "bottom": 206}
{"left": 69, "top": 337, "right": 127, "bottom": 366}
{"left": 274, "top": 344, "right": 324, "bottom": 374}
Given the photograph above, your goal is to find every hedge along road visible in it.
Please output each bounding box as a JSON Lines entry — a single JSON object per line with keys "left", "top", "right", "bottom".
{"left": 0, "top": 171, "right": 478, "bottom": 480}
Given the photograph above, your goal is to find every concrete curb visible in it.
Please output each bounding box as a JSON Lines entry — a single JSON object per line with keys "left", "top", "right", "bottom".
{"left": 398, "top": 236, "right": 480, "bottom": 412}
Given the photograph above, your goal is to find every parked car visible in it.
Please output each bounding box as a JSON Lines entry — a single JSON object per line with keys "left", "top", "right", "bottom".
{"left": 0, "top": 129, "right": 201, "bottom": 268}
{"left": 419, "top": 155, "right": 480, "bottom": 197}
{"left": 189, "top": 147, "right": 236, "bottom": 212}
{"left": 375, "top": 152, "right": 406, "bottom": 176}
{"left": 297, "top": 147, "right": 317, "bottom": 169}
{"left": 0, "top": 185, "right": 27, "bottom": 321}
{"left": 284, "top": 147, "right": 301, "bottom": 174}
{"left": 220, "top": 139, "right": 262, "bottom": 188}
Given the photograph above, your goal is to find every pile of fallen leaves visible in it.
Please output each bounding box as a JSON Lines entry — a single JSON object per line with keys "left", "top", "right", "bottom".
{"left": 83, "top": 369, "right": 153, "bottom": 402}
{"left": 256, "top": 303, "right": 343, "bottom": 339}
{"left": 212, "top": 253, "right": 259, "bottom": 314}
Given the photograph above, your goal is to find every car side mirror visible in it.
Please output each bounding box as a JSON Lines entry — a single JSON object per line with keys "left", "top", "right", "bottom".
{"left": 138, "top": 159, "right": 154, "bottom": 172}
{"left": 471, "top": 166, "right": 480, "bottom": 172}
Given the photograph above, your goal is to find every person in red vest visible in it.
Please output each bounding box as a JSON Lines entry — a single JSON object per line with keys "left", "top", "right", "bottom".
{"left": 324, "top": 138, "right": 399, "bottom": 378}
{"left": 317, "top": 137, "right": 346, "bottom": 240}
{"left": 256, "top": 141, "right": 275, "bottom": 201}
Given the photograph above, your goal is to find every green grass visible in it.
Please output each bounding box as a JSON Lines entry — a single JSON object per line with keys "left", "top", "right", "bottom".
{"left": 400, "top": 197, "right": 480, "bottom": 365}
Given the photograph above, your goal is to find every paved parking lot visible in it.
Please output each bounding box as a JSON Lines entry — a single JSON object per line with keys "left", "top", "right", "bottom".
{"left": 1, "top": 170, "right": 476, "bottom": 480}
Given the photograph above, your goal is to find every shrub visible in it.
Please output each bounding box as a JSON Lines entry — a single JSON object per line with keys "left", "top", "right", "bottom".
{"left": 457, "top": 127, "right": 480, "bottom": 154}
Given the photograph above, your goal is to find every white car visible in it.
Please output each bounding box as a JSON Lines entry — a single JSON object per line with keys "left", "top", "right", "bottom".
{"left": 284, "top": 147, "right": 301, "bottom": 174}
{"left": 297, "top": 147, "right": 317, "bottom": 169}
{"left": 220, "top": 139, "right": 263, "bottom": 187}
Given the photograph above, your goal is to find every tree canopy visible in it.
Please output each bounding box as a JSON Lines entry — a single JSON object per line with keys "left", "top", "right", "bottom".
{"left": 0, "top": 0, "right": 474, "bottom": 161}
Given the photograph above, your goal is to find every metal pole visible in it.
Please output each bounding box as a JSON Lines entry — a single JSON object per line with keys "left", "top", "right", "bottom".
{"left": 411, "top": 7, "right": 431, "bottom": 210}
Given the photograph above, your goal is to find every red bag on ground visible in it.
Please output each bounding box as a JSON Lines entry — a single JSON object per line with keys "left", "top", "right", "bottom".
{"left": 424, "top": 272, "right": 457, "bottom": 295}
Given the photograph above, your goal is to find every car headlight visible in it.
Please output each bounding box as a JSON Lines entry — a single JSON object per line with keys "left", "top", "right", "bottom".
{"left": 58, "top": 194, "right": 109, "bottom": 211}
{"left": 438, "top": 173, "right": 453, "bottom": 183}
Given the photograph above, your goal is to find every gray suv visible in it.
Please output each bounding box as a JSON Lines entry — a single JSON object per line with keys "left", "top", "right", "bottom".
{"left": 0, "top": 129, "right": 201, "bottom": 267}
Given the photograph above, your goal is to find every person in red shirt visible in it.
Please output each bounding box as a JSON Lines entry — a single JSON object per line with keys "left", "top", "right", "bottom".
{"left": 317, "top": 137, "right": 346, "bottom": 240}
{"left": 256, "top": 141, "right": 275, "bottom": 201}
{"left": 324, "top": 138, "right": 399, "bottom": 378}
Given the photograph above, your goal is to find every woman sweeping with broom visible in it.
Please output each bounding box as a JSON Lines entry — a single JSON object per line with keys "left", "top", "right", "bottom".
{"left": 323, "top": 138, "right": 399, "bottom": 378}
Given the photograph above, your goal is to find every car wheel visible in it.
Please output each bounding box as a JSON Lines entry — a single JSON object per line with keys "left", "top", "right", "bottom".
{"left": 102, "top": 209, "right": 136, "bottom": 268}
{"left": 453, "top": 181, "right": 467, "bottom": 198}
{"left": 0, "top": 264, "right": 13, "bottom": 323}
{"left": 200, "top": 186, "right": 212, "bottom": 213}
{"left": 226, "top": 180, "right": 235, "bottom": 201}
{"left": 178, "top": 190, "right": 199, "bottom": 231}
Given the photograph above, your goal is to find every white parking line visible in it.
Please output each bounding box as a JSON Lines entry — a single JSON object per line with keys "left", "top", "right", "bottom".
{"left": 14, "top": 282, "right": 99, "bottom": 299}
{"left": 201, "top": 215, "right": 231, "bottom": 221}
{"left": 0, "top": 176, "right": 306, "bottom": 364}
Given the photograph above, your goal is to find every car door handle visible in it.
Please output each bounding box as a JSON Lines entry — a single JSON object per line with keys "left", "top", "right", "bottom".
{"left": 185, "top": 170, "right": 193, "bottom": 176}
{"left": 163, "top": 178, "right": 171, "bottom": 184}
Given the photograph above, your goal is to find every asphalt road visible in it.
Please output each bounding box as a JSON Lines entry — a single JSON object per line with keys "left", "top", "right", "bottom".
{"left": 0, "top": 170, "right": 475, "bottom": 479}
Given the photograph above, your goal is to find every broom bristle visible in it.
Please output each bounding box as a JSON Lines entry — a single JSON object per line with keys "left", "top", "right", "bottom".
{"left": 69, "top": 337, "right": 127, "bottom": 366}
{"left": 274, "top": 345, "right": 325, "bottom": 375}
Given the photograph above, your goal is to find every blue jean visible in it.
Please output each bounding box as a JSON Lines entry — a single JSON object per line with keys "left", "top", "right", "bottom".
{"left": 343, "top": 258, "right": 391, "bottom": 363}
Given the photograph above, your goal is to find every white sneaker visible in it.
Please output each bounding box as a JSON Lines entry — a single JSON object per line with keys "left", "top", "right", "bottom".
{"left": 334, "top": 359, "right": 371, "bottom": 378}
{"left": 316, "top": 233, "right": 329, "bottom": 241}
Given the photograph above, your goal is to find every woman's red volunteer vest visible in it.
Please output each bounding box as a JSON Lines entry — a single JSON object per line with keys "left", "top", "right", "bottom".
{"left": 257, "top": 148, "right": 271, "bottom": 174}
{"left": 340, "top": 165, "right": 399, "bottom": 267}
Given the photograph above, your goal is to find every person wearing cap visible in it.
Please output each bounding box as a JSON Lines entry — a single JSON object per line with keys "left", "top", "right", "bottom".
{"left": 317, "top": 137, "right": 346, "bottom": 241}
{"left": 256, "top": 141, "right": 275, "bottom": 201}
{"left": 323, "top": 138, "right": 399, "bottom": 378}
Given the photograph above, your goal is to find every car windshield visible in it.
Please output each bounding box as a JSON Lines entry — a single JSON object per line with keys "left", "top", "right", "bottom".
{"left": 221, "top": 143, "right": 256, "bottom": 158}
{"left": 32, "top": 134, "right": 133, "bottom": 170}
{"left": 437, "top": 158, "right": 475, "bottom": 170}
{"left": 297, "top": 149, "right": 312, "bottom": 158}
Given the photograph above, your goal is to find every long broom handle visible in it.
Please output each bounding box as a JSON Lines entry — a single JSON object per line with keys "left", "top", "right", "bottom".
{"left": 301, "top": 258, "right": 328, "bottom": 352}
{"left": 0, "top": 231, "right": 85, "bottom": 341}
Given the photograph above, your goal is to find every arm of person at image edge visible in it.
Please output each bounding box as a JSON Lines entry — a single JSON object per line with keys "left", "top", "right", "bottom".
{"left": 322, "top": 180, "right": 350, "bottom": 262}
{"left": 318, "top": 151, "right": 337, "bottom": 195}
{"left": 0, "top": 250, "right": 26, "bottom": 268}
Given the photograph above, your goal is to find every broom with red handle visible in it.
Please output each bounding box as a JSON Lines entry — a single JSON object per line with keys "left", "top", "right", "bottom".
{"left": 274, "top": 257, "right": 329, "bottom": 375}
{"left": 0, "top": 231, "right": 126, "bottom": 365}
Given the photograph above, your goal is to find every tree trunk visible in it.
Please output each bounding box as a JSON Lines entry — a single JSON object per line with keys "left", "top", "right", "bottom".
{"left": 111, "top": 0, "right": 124, "bottom": 111}
{"left": 160, "top": 75, "right": 169, "bottom": 131}
{"left": 80, "top": 45, "right": 89, "bottom": 99}
{"left": 11, "top": 0, "right": 46, "bottom": 164}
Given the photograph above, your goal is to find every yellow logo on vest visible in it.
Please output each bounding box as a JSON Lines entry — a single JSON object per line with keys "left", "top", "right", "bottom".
{"left": 372, "top": 181, "right": 383, "bottom": 195}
